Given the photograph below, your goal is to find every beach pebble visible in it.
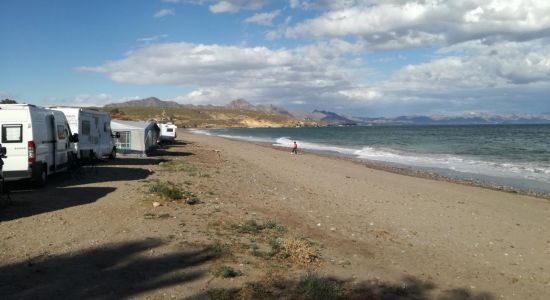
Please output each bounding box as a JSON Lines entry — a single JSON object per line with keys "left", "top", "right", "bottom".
{"left": 330, "top": 227, "right": 336, "bottom": 231}
{"left": 153, "top": 202, "right": 161, "bottom": 207}
{"left": 317, "top": 223, "right": 321, "bottom": 226}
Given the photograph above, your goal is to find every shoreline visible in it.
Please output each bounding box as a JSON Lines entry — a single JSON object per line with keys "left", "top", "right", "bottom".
{"left": 187, "top": 129, "right": 550, "bottom": 200}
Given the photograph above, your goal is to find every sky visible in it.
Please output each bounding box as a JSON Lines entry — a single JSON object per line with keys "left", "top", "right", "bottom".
{"left": 1, "top": 0, "right": 549, "bottom": 117}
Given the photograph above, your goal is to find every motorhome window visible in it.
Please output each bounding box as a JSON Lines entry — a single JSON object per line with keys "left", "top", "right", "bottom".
{"left": 57, "top": 125, "right": 66, "bottom": 139}
{"left": 1, "top": 124, "right": 23, "bottom": 143}
{"left": 167, "top": 128, "right": 174, "bottom": 132}
{"left": 82, "top": 120, "right": 91, "bottom": 135}
{"left": 115, "top": 131, "right": 131, "bottom": 149}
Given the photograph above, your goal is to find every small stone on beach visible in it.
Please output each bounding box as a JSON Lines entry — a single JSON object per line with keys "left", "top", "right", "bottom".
{"left": 153, "top": 202, "right": 161, "bottom": 207}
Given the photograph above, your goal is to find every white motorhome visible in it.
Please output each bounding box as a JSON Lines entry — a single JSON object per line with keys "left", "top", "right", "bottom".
{"left": 159, "top": 122, "right": 177, "bottom": 143}
{"left": 0, "top": 104, "right": 76, "bottom": 185}
{"left": 50, "top": 107, "right": 117, "bottom": 160}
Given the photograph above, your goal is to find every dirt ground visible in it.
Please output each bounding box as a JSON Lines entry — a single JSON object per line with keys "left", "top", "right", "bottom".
{"left": 1, "top": 131, "right": 548, "bottom": 299}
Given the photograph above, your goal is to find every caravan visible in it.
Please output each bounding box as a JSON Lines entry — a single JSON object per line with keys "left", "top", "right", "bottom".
{"left": 0, "top": 104, "right": 77, "bottom": 185}
{"left": 50, "top": 107, "right": 117, "bottom": 160}
{"left": 159, "top": 122, "right": 177, "bottom": 143}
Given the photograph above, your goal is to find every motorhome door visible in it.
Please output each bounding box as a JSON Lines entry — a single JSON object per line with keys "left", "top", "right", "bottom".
{"left": 55, "top": 122, "right": 69, "bottom": 170}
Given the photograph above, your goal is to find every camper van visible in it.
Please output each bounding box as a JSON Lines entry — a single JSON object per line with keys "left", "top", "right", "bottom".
{"left": 50, "top": 107, "right": 117, "bottom": 160}
{"left": 0, "top": 104, "right": 77, "bottom": 185}
{"left": 159, "top": 122, "right": 177, "bottom": 143}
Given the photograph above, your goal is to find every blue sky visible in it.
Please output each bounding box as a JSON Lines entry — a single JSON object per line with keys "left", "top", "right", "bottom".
{"left": 1, "top": 0, "right": 549, "bottom": 117}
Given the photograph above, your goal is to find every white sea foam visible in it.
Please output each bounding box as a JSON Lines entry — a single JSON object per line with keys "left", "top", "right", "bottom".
{"left": 217, "top": 134, "right": 275, "bottom": 143}
{"left": 188, "top": 129, "right": 212, "bottom": 136}
{"left": 274, "top": 137, "right": 550, "bottom": 183}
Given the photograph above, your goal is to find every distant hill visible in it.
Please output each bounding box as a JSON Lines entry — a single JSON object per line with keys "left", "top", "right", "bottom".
{"left": 102, "top": 97, "right": 320, "bottom": 128}
{"left": 225, "top": 99, "right": 293, "bottom": 117}
{"left": 102, "top": 97, "right": 550, "bottom": 126}
{"left": 292, "top": 109, "right": 356, "bottom": 124}
{"left": 105, "top": 97, "right": 293, "bottom": 117}
{"left": 355, "top": 112, "right": 550, "bottom": 125}
{"left": 105, "top": 97, "right": 182, "bottom": 108}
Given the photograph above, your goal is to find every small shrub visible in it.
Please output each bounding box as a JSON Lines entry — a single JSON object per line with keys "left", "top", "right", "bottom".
{"left": 183, "top": 191, "right": 200, "bottom": 205}
{"left": 143, "top": 213, "right": 171, "bottom": 220}
{"left": 264, "top": 220, "right": 287, "bottom": 233}
{"left": 208, "top": 241, "right": 231, "bottom": 258}
{"left": 212, "top": 266, "right": 239, "bottom": 278}
{"left": 238, "top": 219, "right": 263, "bottom": 234}
{"left": 143, "top": 213, "right": 156, "bottom": 219}
{"left": 250, "top": 244, "right": 263, "bottom": 257}
{"left": 263, "top": 220, "right": 277, "bottom": 229}
{"left": 160, "top": 160, "right": 198, "bottom": 174}
{"left": 281, "top": 237, "right": 317, "bottom": 265}
{"left": 241, "top": 282, "right": 271, "bottom": 298}
{"left": 149, "top": 181, "right": 182, "bottom": 200}
{"left": 207, "top": 288, "right": 240, "bottom": 300}
{"left": 268, "top": 237, "right": 282, "bottom": 256}
{"left": 295, "top": 273, "right": 342, "bottom": 300}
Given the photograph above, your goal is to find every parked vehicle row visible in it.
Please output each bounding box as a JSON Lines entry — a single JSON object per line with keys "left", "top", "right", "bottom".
{"left": 0, "top": 104, "right": 116, "bottom": 186}
{"left": 0, "top": 103, "right": 177, "bottom": 187}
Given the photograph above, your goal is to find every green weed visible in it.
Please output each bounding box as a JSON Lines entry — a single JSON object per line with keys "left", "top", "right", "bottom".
{"left": 149, "top": 181, "right": 183, "bottom": 200}
{"left": 295, "top": 273, "right": 342, "bottom": 300}
{"left": 207, "top": 288, "right": 240, "bottom": 300}
{"left": 212, "top": 266, "right": 239, "bottom": 278}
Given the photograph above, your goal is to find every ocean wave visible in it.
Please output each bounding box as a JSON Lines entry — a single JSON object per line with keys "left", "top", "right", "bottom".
{"left": 274, "top": 137, "right": 550, "bottom": 182}
{"left": 188, "top": 129, "right": 212, "bottom": 136}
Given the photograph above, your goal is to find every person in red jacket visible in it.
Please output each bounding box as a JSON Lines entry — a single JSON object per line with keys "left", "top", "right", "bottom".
{"left": 291, "top": 141, "right": 298, "bottom": 154}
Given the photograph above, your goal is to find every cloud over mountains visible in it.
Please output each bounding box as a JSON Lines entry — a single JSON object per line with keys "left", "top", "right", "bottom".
{"left": 79, "top": 0, "right": 550, "bottom": 116}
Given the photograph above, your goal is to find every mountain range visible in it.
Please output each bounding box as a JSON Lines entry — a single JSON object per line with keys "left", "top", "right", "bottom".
{"left": 104, "top": 97, "right": 550, "bottom": 125}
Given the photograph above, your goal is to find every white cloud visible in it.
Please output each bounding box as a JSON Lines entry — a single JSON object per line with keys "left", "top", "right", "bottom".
{"left": 79, "top": 41, "right": 369, "bottom": 108}
{"left": 289, "top": 0, "right": 299, "bottom": 9}
{"left": 78, "top": 37, "right": 550, "bottom": 115}
{"left": 73, "top": 94, "right": 141, "bottom": 107}
{"left": 284, "top": 1, "right": 550, "bottom": 50}
{"left": 209, "top": 0, "right": 271, "bottom": 13}
{"left": 172, "top": 89, "right": 226, "bottom": 105}
{"left": 154, "top": 9, "right": 175, "bottom": 18}
{"left": 42, "top": 94, "right": 141, "bottom": 107}
{"left": 360, "top": 38, "right": 550, "bottom": 114}
{"left": 339, "top": 87, "right": 382, "bottom": 101}
{"left": 243, "top": 10, "right": 280, "bottom": 26}
{"left": 137, "top": 34, "right": 169, "bottom": 43}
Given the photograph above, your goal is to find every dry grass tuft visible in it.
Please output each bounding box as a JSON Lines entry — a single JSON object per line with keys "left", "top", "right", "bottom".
{"left": 281, "top": 237, "right": 318, "bottom": 265}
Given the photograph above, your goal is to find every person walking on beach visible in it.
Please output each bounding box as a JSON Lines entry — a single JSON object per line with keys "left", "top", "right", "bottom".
{"left": 291, "top": 141, "right": 298, "bottom": 154}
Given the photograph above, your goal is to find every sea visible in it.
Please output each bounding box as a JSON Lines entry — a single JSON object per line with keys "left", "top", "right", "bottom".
{"left": 190, "top": 125, "right": 550, "bottom": 194}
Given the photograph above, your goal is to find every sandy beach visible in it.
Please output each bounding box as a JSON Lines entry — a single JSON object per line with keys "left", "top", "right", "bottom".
{"left": 180, "top": 131, "right": 550, "bottom": 299}
{"left": 1, "top": 130, "right": 549, "bottom": 299}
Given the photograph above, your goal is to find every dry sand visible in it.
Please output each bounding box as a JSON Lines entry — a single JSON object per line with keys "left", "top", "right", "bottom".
{"left": 0, "top": 130, "right": 548, "bottom": 299}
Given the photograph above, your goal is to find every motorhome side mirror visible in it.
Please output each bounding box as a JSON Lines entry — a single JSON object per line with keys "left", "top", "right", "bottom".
{"left": 70, "top": 133, "right": 79, "bottom": 143}
{"left": 115, "top": 132, "right": 121, "bottom": 139}
{"left": 0, "top": 146, "right": 6, "bottom": 157}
